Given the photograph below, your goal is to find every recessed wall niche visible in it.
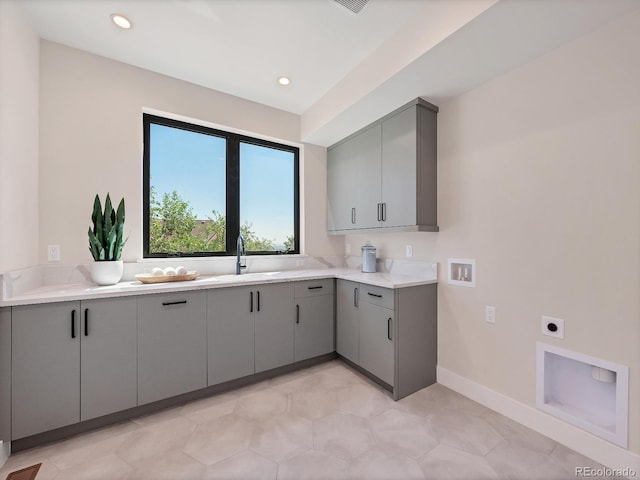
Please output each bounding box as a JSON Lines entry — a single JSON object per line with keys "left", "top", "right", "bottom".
{"left": 536, "top": 342, "right": 629, "bottom": 448}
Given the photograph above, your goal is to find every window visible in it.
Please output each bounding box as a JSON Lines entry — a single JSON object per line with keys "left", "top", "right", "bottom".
{"left": 143, "top": 114, "right": 299, "bottom": 257}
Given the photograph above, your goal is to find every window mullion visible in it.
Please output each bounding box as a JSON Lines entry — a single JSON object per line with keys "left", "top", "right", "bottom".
{"left": 226, "top": 135, "right": 240, "bottom": 255}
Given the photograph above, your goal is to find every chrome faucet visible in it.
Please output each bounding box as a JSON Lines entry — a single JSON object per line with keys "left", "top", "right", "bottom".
{"left": 236, "top": 234, "right": 246, "bottom": 274}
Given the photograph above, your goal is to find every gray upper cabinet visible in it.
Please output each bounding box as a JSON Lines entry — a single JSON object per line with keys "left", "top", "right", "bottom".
{"left": 294, "top": 279, "right": 335, "bottom": 362}
{"left": 138, "top": 291, "right": 207, "bottom": 405}
{"left": 12, "top": 302, "right": 80, "bottom": 439}
{"left": 336, "top": 280, "right": 359, "bottom": 364}
{"left": 254, "top": 283, "right": 295, "bottom": 373}
{"left": 80, "top": 297, "right": 137, "bottom": 421}
{"left": 327, "top": 97, "right": 438, "bottom": 234}
{"left": 208, "top": 286, "right": 255, "bottom": 386}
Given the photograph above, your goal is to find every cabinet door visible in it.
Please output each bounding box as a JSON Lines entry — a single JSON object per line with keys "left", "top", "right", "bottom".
{"left": 12, "top": 302, "right": 80, "bottom": 439}
{"left": 1, "top": 308, "right": 11, "bottom": 444}
{"left": 80, "top": 297, "right": 137, "bottom": 421}
{"left": 254, "top": 283, "right": 294, "bottom": 373}
{"left": 327, "top": 138, "right": 358, "bottom": 231}
{"left": 353, "top": 124, "right": 382, "bottom": 229}
{"left": 336, "top": 280, "right": 359, "bottom": 364}
{"left": 358, "top": 302, "right": 394, "bottom": 386}
{"left": 381, "top": 106, "right": 417, "bottom": 228}
{"left": 138, "top": 292, "right": 207, "bottom": 405}
{"left": 295, "top": 294, "right": 334, "bottom": 362}
{"left": 208, "top": 286, "right": 255, "bottom": 386}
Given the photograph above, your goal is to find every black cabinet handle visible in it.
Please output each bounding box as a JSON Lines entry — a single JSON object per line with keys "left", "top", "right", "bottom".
{"left": 84, "top": 308, "right": 89, "bottom": 337}
{"left": 296, "top": 304, "right": 300, "bottom": 324}
{"left": 377, "top": 203, "right": 382, "bottom": 222}
{"left": 250, "top": 291, "right": 254, "bottom": 313}
{"left": 382, "top": 203, "right": 387, "bottom": 222}
{"left": 354, "top": 288, "right": 358, "bottom": 307}
{"left": 388, "top": 317, "right": 392, "bottom": 341}
{"left": 307, "top": 285, "right": 323, "bottom": 290}
{"left": 351, "top": 208, "right": 356, "bottom": 224}
{"left": 367, "top": 292, "right": 383, "bottom": 298}
{"left": 257, "top": 291, "right": 261, "bottom": 312}
{"left": 162, "top": 300, "right": 187, "bottom": 306}
{"left": 71, "top": 309, "right": 76, "bottom": 338}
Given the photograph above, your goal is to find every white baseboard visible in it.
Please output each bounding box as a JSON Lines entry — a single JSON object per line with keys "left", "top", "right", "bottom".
{"left": 0, "top": 440, "right": 9, "bottom": 469}
{"left": 437, "top": 366, "right": 640, "bottom": 473}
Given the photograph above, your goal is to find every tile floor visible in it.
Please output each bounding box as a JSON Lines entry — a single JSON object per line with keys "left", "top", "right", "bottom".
{"left": 0, "top": 360, "right": 615, "bottom": 480}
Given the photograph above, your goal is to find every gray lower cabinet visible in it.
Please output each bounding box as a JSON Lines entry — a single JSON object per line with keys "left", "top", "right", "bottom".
{"left": 12, "top": 297, "right": 139, "bottom": 439}
{"left": 336, "top": 280, "right": 359, "bottom": 364}
{"left": 358, "top": 300, "right": 394, "bottom": 386}
{"left": 12, "top": 302, "right": 80, "bottom": 439}
{"left": 294, "top": 279, "right": 334, "bottom": 362}
{"left": 254, "top": 283, "right": 295, "bottom": 373}
{"left": 1, "top": 308, "right": 12, "bottom": 444}
{"left": 80, "top": 297, "right": 137, "bottom": 421}
{"left": 138, "top": 291, "right": 207, "bottom": 405}
{"left": 208, "top": 282, "right": 295, "bottom": 383}
{"left": 207, "top": 286, "right": 255, "bottom": 386}
{"left": 335, "top": 279, "right": 437, "bottom": 400}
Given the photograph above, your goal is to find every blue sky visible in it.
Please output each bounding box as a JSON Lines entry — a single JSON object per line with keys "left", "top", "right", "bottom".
{"left": 150, "top": 124, "right": 294, "bottom": 244}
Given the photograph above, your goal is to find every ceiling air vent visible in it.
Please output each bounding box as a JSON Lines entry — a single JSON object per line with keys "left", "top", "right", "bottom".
{"left": 333, "top": 0, "right": 370, "bottom": 14}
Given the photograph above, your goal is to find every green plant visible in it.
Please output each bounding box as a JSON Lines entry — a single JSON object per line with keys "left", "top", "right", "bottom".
{"left": 88, "top": 193, "right": 127, "bottom": 261}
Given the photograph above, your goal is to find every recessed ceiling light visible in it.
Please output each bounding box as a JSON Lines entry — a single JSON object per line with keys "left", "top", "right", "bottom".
{"left": 278, "top": 76, "right": 291, "bottom": 86}
{"left": 111, "top": 14, "right": 132, "bottom": 29}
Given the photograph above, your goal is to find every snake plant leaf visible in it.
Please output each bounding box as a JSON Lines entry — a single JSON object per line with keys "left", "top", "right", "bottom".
{"left": 106, "top": 224, "right": 117, "bottom": 260}
{"left": 103, "top": 194, "right": 113, "bottom": 247}
{"left": 88, "top": 228, "right": 103, "bottom": 261}
{"left": 91, "top": 194, "right": 103, "bottom": 246}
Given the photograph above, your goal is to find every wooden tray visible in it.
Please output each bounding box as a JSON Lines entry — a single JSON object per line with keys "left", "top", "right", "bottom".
{"left": 135, "top": 271, "right": 199, "bottom": 284}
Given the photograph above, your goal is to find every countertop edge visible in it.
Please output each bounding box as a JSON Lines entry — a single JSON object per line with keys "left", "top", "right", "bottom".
{"left": 0, "top": 270, "right": 437, "bottom": 307}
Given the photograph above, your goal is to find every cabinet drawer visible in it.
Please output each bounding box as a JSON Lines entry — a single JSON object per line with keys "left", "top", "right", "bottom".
{"left": 359, "top": 284, "right": 394, "bottom": 310}
{"left": 294, "top": 278, "right": 334, "bottom": 298}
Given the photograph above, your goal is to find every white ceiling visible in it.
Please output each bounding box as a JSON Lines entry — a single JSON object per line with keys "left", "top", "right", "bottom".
{"left": 20, "top": 0, "right": 640, "bottom": 146}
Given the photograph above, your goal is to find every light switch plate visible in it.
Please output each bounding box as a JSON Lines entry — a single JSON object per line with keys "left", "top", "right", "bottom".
{"left": 47, "top": 244, "right": 60, "bottom": 262}
{"left": 485, "top": 305, "right": 496, "bottom": 324}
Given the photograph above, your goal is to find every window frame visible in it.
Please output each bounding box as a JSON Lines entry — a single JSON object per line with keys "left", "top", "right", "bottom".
{"left": 143, "top": 114, "right": 300, "bottom": 258}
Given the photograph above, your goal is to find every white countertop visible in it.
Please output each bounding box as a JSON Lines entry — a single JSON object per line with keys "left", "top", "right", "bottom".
{"left": 0, "top": 268, "right": 437, "bottom": 307}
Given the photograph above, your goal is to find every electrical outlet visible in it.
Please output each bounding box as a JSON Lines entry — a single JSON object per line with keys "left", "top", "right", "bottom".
{"left": 406, "top": 244, "right": 413, "bottom": 257}
{"left": 542, "top": 316, "right": 564, "bottom": 339}
{"left": 485, "top": 305, "right": 496, "bottom": 324}
{"left": 47, "top": 244, "right": 60, "bottom": 262}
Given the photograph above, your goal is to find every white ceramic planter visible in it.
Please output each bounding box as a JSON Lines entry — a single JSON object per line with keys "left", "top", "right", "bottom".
{"left": 91, "top": 260, "right": 124, "bottom": 285}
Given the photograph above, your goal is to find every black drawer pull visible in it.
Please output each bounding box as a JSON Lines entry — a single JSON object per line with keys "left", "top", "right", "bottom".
{"left": 84, "top": 308, "right": 89, "bottom": 336}
{"left": 354, "top": 287, "right": 358, "bottom": 307}
{"left": 257, "top": 291, "right": 261, "bottom": 312}
{"left": 367, "top": 292, "right": 383, "bottom": 298}
{"left": 388, "top": 317, "right": 392, "bottom": 341}
{"left": 71, "top": 309, "right": 76, "bottom": 338}
{"left": 307, "top": 285, "right": 323, "bottom": 290}
{"left": 162, "top": 300, "right": 187, "bottom": 306}
{"left": 250, "top": 291, "right": 254, "bottom": 313}
{"left": 296, "top": 304, "right": 300, "bottom": 324}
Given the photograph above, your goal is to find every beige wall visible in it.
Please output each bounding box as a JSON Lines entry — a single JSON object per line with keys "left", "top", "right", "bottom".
{"left": 0, "top": 1, "right": 40, "bottom": 273}
{"left": 39, "top": 41, "right": 342, "bottom": 264}
{"left": 346, "top": 10, "right": 640, "bottom": 453}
